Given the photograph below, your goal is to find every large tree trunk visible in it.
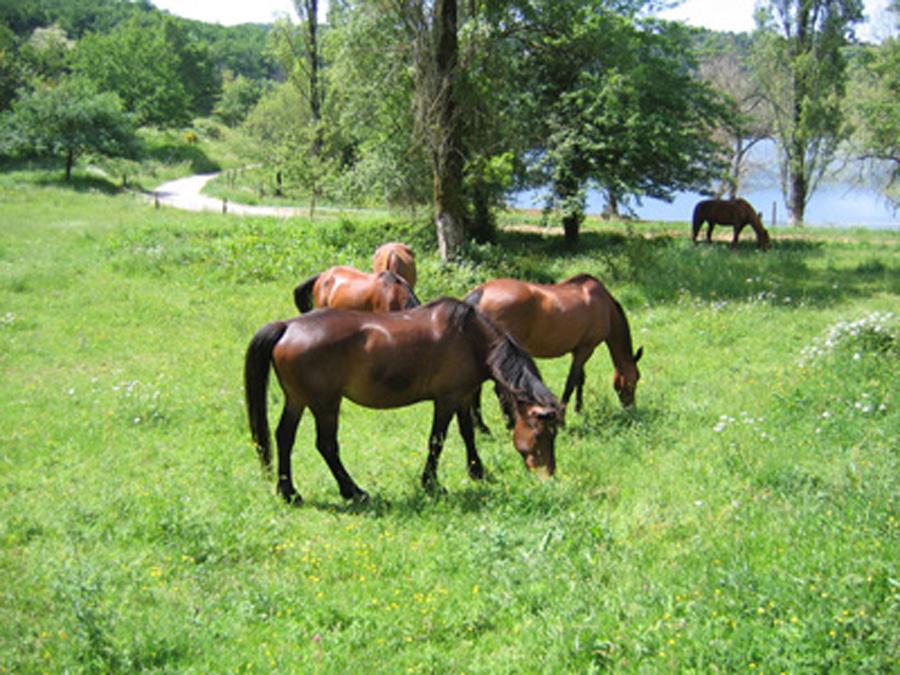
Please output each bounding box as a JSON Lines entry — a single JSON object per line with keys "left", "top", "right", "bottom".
{"left": 788, "top": 165, "right": 807, "bottom": 226}
{"left": 432, "top": 0, "right": 465, "bottom": 261}
{"left": 65, "top": 149, "right": 74, "bottom": 181}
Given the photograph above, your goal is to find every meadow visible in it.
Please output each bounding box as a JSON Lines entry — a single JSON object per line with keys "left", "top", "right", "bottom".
{"left": 0, "top": 166, "right": 897, "bottom": 672}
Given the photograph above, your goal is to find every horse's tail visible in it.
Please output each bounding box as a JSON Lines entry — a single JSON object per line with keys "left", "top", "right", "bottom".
{"left": 244, "top": 320, "right": 288, "bottom": 472}
{"left": 293, "top": 274, "right": 319, "bottom": 312}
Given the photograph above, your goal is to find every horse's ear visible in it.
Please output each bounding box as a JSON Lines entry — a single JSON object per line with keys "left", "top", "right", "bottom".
{"left": 634, "top": 346, "right": 644, "bottom": 363}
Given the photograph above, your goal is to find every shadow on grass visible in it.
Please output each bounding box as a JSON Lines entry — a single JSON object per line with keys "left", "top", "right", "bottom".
{"left": 304, "top": 483, "right": 498, "bottom": 518}
{"left": 464, "top": 226, "right": 896, "bottom": 309}
{"left": 34, "top": 172, "right": 122, "bottom": 195}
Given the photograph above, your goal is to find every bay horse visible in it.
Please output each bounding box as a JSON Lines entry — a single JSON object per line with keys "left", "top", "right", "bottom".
{"left": 372, "top": 242, "right": 417, "bottom": 289}
{"left": 244, "top": 298, "right": 562, "bottom": 504}
{"left": 293, "top": 265, "right": 420, "bottom": 313}
{"left": 691, "top": 198, "right": 771, "bottom": 250}
{"left": 464, "top": 274, "right": 643, "bottom": 429}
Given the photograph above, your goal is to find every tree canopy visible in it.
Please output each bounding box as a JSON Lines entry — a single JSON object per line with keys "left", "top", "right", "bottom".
{"left": 1, "top": 75, "right": 138, "bottom": 179}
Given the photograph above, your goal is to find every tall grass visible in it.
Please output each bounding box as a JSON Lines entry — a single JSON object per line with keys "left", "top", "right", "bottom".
{"left": 1, "top": 168, "right": 896, "bottom": 672}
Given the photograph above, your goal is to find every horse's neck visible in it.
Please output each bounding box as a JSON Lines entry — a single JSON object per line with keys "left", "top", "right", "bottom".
{"left": 604, "top": 304, "right": 633, "bottom": 369}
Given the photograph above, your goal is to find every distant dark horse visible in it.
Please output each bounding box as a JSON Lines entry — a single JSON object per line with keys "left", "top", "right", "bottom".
{"left": 691, "top": 198, "right": 771, "bottom": 250}
{"left": 293, "top": 266, "right": 419, "bottom": 313}
{"left": 244, "top": 298, "right": 562, "bottom": 504}
{"left": 372, "top": 242, "right": 417, "bottom": 289}
{"left": 464, "top": 274, "right": 643, "bottom": 431}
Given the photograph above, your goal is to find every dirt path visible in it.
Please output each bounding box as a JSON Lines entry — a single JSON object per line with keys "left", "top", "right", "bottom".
{"left": 150, "top": 172, "right": 309, "bottom": 217}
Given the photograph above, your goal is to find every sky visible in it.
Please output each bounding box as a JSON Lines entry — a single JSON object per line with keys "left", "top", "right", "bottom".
{"left": 151, "top": 0, "right": 892, "bottom": 40}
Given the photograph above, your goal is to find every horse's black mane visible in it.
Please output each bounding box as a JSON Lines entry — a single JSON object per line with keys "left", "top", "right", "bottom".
{"left": 376, "top": 269, "right": 421, "bottom": 309}
{"left": 612, "top": 298, "right": 636, "bottom": 358}
{"left": 562, "top": 272, "right": 598, "bottom": 286}
{"left": 439, "top": 296, "right": 557, "bottom": 408}
{"left": 487, "top": 333, "right": 558, "bottom": 408}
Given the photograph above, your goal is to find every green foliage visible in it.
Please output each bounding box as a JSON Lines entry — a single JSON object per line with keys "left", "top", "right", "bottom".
{"left": 71, "top": 15, "right": 220, "bottom": 127}
{"left": 845, "top": 36, "right": 900, "bottom": 204}
{"left": 213, "top": 72, "right": 268, "bottom": 128}
{"left": 478, "top": 3, "right": 732, "bottom": 243}
{"left": 752, "top": 0, "right": 864, "bottom": 223}
{"left": 0, "top": 76, "right": 138, "bottom": 179}
{"left": 0, "top": 22, "right": 25, "bottom": 111}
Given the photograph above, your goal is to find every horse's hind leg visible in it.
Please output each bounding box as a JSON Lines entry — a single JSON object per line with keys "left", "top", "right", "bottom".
{"left": 456, "top": 405, "right": 484, "bottom": 481}
{"left": 562, "top": 348, "right": 593, "bottom": 412}
{"left": 313, "top": 406, "right": 367, "bottom": 501}
{"left": 706, "top": 223, "right": 714, "bottom": 242}
{"left": 276, "top": 405, "right": 303, "bottom": 504}
{"left": 422, "top": 403, "right": 455, "bottom": 491}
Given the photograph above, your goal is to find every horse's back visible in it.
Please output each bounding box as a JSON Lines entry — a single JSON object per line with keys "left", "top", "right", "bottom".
{"left": 472, "top": 277, "right": 606, "bottom": 357}
{"left": 272, "top": 301, "right": 484, "bottom": 409}
{"left": 314, "top": 265, "right": 414, "bottom": 312}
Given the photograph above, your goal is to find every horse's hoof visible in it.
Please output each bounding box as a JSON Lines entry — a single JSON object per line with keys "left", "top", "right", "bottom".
{"left": 351, "top": 490, "right": 370, "bottom": 503}
{"left": 468, "top": 463, "right": 485, "bottom": 481}
{"left": 422, "top": 479, "right": 447, "bottom": 496}
{"left": 281, "top": 491, "right": 303, "bottom": 507}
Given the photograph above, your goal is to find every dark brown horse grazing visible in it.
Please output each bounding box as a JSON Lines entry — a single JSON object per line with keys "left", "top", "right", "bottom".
{"left": 691, "top": 198, "right": 771, "bottom": 250}
{"left": 372, "top": 242, "right": 417, "bottom": 289}
{"left": 244, "top": 298, "right": 562, "bottom": 504}
{"left": 464, "top": 275, "right": 643, "bottom": 428}
{"left": 293, "top": 266, "right": 420, "bottom": 313}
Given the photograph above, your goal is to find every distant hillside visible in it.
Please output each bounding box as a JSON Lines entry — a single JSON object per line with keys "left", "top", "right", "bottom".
{"left": 0, "top": 0, "right": 279, "bottom": 80}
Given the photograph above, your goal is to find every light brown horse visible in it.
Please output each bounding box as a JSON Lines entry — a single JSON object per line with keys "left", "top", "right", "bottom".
{"left": 691, "top": 198, "right": 771, "bottom": 250}
{"left": 244, "top": 298, "right": 562, "bottom": 504}
{"left": 372, "top": 242, "right": 417, "bottom": 289}
{"left": 464, "top": 274, "right": 643, "bottom": 428}
{"left": 293, "top": 265, "right": 420, "bottom": 313}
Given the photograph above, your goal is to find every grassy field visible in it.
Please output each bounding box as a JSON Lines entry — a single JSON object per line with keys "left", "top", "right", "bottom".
{"left": 1, "top": 166, "right": 897, "bottom": 672}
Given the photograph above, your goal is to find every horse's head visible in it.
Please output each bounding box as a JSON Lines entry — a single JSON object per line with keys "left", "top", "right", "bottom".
{"left": 511, "top": 401, "right": 561, "bottom": 478}
{"left": 613, "top": 346, "right": 643, "bottom": 408}
{"left": 757, "top": 225, "right": 771, "bottom": 250}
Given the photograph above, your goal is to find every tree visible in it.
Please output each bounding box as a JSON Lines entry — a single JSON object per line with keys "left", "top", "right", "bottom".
{"left": 697, "top": 33, "right": 772, "bottom": 198}
{"left": 752, "top": 0, "right": 864, "bottom": 225}
{"left": 844, "top": 3, "right": 899, "bottom": 204}
{"left": 214, "top": 71, "right": 267, "bottom": 128}
{"left": 71, "top": 15, "right": 219, "bottom": 127}
{"left": 326, "top": 4, "right": 431, "bottom": 210}
{"left": 359, "top": 0, "right": 466, "bottom": 260}
{"left": 1, "top": 76, "right": 137, "bottom": 180}
{"left": 0, "top": 23, "right": 26, "bottom": 111}
{"left": 501, "top": 3, "right": 731, "bottom": 243}
{"left": 19, "top": 23, "right": 73, "bottom": 83}
{"left": 269, "top": 1, "right": 329, "bottom": 215}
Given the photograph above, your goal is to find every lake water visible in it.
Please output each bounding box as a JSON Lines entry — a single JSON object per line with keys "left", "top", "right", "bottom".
{"left": 510, "top": 141, "right": 899, "bottom": 230}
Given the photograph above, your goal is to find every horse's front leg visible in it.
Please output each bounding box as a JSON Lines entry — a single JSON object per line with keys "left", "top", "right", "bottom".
{"left": 313, "top": 404, "right": 368, "bottom": 502}
{"left": 422, "top": 403, "right": 455, "bottom": 492}
{"left": 470, "top": 384, "right": 491, "bottom": 434}
{"left": 276, "top": 405, "right": 303, "bottom": 504}
{"left": 731, "top": 225, "right": 744, "bottom": 249}
{"left": 706, "top": 223, "right": 715, "bottom": 242}
{"left": 456, "top": 403, "right": 484, "bottom": 481}
{"left": 562, "top": 348, "right": 593, "bottom": 412}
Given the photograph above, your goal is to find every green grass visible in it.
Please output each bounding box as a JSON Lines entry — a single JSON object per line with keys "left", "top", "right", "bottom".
{"left": 1, "top": 167, "right": 897, "bottom": 672}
